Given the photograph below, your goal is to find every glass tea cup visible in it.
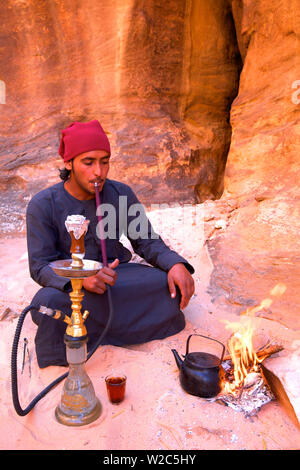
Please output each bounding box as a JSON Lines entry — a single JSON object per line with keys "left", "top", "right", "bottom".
{"left": 105, "top": 374, "right": 127, "bottom": 404}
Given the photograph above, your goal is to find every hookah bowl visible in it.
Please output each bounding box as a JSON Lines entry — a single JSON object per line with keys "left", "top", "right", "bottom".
{"left": 49, "top": 215, "right": 102, "bottom": 426}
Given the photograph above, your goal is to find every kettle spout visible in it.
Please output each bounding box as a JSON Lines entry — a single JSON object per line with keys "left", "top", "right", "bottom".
{"left": 171, "top": 349, "right": 183, "bottom": 370}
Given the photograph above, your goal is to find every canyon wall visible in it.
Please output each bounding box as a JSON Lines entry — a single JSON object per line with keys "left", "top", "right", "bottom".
{"left": 0, "top": 0, "right": 241, "bottom": 234}
{"left": 207, "top": 0, "right": 300, "bottom": 329}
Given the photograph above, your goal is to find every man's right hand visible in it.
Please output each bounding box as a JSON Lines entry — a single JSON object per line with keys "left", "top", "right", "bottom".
{"left": 83, "top": 258, "right": 119, "bottom": 294}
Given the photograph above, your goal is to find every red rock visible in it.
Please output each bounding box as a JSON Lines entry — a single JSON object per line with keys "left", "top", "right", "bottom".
{"left": 262, "top": 340, "right": 300, "bottom": 430}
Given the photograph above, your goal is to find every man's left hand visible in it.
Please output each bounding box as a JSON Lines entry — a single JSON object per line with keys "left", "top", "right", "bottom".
{"left": 167, "top": 263, "right": 195, "bottom": 310}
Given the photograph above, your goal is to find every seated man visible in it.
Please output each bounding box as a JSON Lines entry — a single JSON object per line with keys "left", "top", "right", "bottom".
{"left": 26, "top": 120, "right": 195, "bottom": 368}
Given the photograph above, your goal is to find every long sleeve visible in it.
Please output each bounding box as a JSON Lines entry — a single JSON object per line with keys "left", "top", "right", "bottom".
{"left": 26, "top": 195, "right": 71, "bottom": 291}
{"left": 125, "top": 187, "right": 195, "bottom": 274}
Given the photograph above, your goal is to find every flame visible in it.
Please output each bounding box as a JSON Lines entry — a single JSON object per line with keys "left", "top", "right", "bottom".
{"left": 223, "top": 283, "right": 286, "bottom": 393}
{"left": 223, "top": 319, "right": 262, "bottom": 392}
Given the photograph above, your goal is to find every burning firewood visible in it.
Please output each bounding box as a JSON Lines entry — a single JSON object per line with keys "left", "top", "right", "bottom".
{"left": 223, "top": 342, "right": 283, "bottom": 363}
{"left": 213, "top": 342, "right": 284, "bottom": 417}
{"left": 212, "top": 284, "right": 287, "bottom": 417}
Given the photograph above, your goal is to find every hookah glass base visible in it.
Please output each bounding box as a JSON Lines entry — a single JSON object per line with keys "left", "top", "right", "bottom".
{"left": 55, "top": 337, "right": 102, "bottom": 426}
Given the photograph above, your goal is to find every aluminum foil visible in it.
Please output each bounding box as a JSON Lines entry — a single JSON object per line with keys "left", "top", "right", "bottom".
{"left": 209, "top": 369, "right": 275, "bottom": 417}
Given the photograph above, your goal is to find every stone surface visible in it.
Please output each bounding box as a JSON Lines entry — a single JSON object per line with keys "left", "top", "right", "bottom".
{"left": 262, "top": 340, "right": 300, "bottom": 430}
{"left": 206, "top": 0, "right": 300, "bottom": 331}
{"left": 206, "top": 195, "right": 300, "bottom": 330}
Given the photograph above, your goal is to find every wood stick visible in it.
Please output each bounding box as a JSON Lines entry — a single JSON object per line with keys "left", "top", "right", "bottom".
{"left": 223, "top": 343, "right": 283, "bottom": 362}
{"left": 156, "top": 421, "right": 183, "bottom": 449}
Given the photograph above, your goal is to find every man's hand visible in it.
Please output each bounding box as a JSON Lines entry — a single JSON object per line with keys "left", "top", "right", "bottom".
{"left": 167, "top": 263, "right": 195, "bottom": 310}
{"left": 83, "top": 258, "right": 119, "bottom": 294}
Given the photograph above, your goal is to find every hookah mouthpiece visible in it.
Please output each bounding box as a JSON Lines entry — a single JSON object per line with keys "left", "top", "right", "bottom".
{"left": 94, "top": 181, "right": 108, "bottom": 267}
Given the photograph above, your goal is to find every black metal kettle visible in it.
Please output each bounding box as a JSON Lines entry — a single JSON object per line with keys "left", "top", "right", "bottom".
{"left": 171, "top": 334, "right": 225, "bottom": 398}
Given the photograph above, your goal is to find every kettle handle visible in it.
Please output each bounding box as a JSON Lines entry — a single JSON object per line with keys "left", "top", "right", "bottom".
{"left": 186, "top": 334, "right": 225, "bottom": 364}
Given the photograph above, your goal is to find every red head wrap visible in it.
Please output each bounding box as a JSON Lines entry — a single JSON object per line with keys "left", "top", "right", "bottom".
{"left": 59, "top": 120, "right": 111, "bottom": 162}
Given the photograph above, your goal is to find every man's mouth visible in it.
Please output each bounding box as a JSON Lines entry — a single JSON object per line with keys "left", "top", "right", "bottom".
{"left": 91, "top": 180, "right": 104, "bottom": 187}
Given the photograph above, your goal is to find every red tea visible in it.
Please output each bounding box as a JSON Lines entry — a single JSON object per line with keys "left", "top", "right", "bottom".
{"left": 105, "top": 375, "right": 126, "bottom": 403}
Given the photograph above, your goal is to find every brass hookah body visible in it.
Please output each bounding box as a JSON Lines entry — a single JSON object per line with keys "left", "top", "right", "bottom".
{"left": 48, "top": 214, "right": 103, "bottom": 426}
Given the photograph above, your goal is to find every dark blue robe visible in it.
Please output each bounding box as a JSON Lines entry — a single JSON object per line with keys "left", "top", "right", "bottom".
{"left": 26, "top": 179, "right": 194, "bottom": 368}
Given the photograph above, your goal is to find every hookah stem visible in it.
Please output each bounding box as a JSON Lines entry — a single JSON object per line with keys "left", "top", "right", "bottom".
{"left": 94, "top": 182, "right": 108, "bottom": 267}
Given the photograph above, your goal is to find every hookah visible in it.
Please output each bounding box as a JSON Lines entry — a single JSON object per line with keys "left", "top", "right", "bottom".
{"left": 11, "top": 182, "right": 113, "bottom": 426}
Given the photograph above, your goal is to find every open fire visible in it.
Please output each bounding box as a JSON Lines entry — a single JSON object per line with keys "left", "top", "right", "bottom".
{"left": 212, "top": 284, "right": 286, "bottom": 416}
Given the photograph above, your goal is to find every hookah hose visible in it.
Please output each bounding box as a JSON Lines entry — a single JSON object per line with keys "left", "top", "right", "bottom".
{"left": 94, "top": 181, "right": 108, "bottom": 266}
{"left": 11, "top": 183, "right": 113, "bottom": 416}
{"left": 11, "top": 303, "right": 68, "bottom": 417}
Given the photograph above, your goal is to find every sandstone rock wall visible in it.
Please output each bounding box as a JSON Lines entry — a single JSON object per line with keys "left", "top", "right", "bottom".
{"left": 0, "top": 0, "right": 241, "bottom": 236}
{"left": 207, "top": 0, "right": 300, "bottom": 330}
{"left": 226, "top": 0, "right": 300, "bottom": 200}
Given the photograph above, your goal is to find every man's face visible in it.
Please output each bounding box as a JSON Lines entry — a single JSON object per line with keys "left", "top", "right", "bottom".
{"left": 65, "top": 150, "right": 110, "bottom": 199}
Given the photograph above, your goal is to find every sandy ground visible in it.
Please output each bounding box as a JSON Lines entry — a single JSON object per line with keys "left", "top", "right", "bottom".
{"left": 0, "top": 206, "right": 300, "bottom": 451}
